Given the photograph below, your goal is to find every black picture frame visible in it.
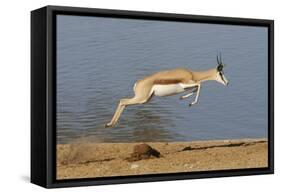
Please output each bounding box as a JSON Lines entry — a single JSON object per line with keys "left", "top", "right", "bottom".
{"left": 31, "top": 5, "right": 274, "bottom": 188}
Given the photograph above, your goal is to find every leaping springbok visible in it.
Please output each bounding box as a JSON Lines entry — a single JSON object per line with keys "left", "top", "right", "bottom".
{"left": 105, "top": 54, "right": 229, "bottom": 127}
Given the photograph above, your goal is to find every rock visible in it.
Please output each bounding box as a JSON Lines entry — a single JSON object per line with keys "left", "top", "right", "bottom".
{"left": 126, "top": 143, "right": 162, "bottom": 162}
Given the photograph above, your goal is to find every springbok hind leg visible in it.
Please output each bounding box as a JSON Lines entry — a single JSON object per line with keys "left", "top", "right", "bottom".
{"left": 105, "top": 95, "right": 152, "bottom": 127}
{"left": 105, "top": 101, "right": 125, "bottom": 127}
{"left": 105, "top": 81, "right": 153, "bottom": 127}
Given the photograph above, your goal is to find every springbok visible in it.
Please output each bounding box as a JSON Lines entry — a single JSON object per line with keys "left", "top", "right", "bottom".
{"left": 105, "top": 54, "right": 229, "bottom": 127}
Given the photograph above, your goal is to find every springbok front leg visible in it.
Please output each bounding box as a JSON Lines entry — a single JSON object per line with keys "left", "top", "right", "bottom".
{"left": 180, "top": 87, "right": 197, "bottom": 100}
{"left": 189, "top": 84, "right": 201, "bottom": 107}
{"left": 180, "top": 92, "right": 194, "bottom": 100}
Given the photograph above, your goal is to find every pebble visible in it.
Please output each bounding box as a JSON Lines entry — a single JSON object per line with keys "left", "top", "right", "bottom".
{"left": 184, "top": 164, "right": 194, "bottom": 168}
{"left": 131, "top": 164, "right": 139, "bottom": 169}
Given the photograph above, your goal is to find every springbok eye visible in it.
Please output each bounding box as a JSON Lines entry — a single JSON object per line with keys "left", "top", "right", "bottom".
{"left": 217, "top": 64, "right": 223, "bottom": 72}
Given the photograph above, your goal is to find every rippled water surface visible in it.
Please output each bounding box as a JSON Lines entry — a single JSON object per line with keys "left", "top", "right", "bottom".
{"left": 57, "top": 15, "right": 268, "bottom": 144}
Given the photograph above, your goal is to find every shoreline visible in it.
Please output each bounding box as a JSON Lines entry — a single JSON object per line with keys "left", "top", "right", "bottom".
{"left": 57, "top": 138, "right": 268, "bottom": 180}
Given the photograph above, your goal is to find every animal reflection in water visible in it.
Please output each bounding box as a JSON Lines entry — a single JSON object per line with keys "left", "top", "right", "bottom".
{"left": 105, "top": 54, "right": 229, "bottom": 127}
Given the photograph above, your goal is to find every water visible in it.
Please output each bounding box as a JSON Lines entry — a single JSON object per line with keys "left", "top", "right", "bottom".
{"left": 57, "top": 15, "right": 268, "bottom": 144}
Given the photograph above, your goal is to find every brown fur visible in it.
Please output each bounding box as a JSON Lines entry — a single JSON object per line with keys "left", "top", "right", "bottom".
{"left": 145, "top": 68, "right": 194, "bottom": 85}
{"left": 153, "top": 79, "right": 183, "bottom": 85}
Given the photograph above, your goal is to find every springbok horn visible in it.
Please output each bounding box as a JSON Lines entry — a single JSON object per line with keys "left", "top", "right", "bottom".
{"left": 217, "top": 54, "right": 220, "bottom": 65}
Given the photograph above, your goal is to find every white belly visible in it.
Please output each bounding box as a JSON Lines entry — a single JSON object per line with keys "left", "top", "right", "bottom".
{"left": 152, "top": 84, "right": 185, "bottom": 97}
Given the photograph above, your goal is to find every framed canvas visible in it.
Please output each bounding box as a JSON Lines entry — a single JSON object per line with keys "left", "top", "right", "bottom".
{"left": 31, "top": 5, "right": 274, "bottom": 188}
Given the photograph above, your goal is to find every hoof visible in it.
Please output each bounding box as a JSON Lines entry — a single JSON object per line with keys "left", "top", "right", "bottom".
{"left": 189, "top": 102, "right": 197, "bottom": 107}
{"left": 105, "top": 123, "right": 112, "bottom": 128}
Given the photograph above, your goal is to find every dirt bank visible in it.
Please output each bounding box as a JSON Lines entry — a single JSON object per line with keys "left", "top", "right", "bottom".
{"left": 57, "top": 138, "right": 268, "bottom": 180}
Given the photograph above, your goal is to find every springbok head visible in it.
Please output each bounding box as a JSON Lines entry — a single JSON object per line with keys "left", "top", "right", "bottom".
{"left": 216, "top": 53, "right": 229, "bottom": 86}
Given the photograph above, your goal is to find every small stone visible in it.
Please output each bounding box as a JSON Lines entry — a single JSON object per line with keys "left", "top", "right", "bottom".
{"left": 130, "top": 164, "right": 139, "bottom": 169}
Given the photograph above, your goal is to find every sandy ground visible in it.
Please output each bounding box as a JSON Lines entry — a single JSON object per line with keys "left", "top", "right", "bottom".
{"left": 57, "top": 138, "right": 268, "bottom": 180}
